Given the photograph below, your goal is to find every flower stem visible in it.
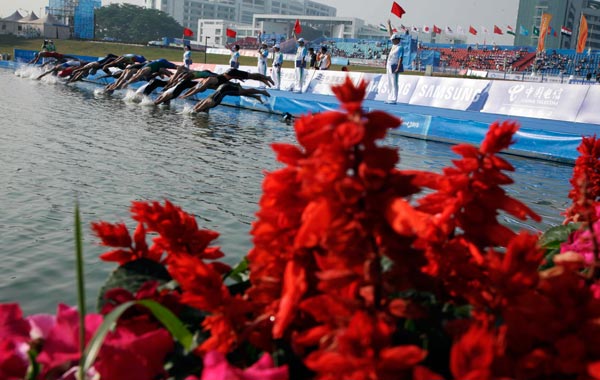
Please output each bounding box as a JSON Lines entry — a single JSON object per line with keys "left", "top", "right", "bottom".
{"left": 74, "top": 203, "right": 86, "bottom": 380}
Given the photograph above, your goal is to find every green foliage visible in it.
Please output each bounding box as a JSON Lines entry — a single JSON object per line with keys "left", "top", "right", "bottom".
{"left": 83, "top": 300, "right": 196, "bottom": 373}
{"left": 95, "top": 4, "right": 185, "bottom": 44}
{"left": 97, "top": 258, "right": 171, "bottom": 311}
{"left": 538, "top": 223, "right": 580, "bottom": 269}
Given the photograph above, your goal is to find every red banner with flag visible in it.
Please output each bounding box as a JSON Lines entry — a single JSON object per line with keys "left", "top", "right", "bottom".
{"left": 391, "top": 2, "right": 405, "bottom": 18}
{"left": 433, "top": 25, "right": 442, "bottom": 34}
{"left": 226, "top": 28, "right": 237, "bottom": 38}
{"left": 183, "top": 27, "right": 194, "bottom": 37}
{"left": 577, "top": 14, "right": 588, "bottom": 53}
{"left": 537, "top": 13, "right": 552, "bottom": 52}
{"left": 469, "top": 26, "right": 477, "bottom": 35}
{"left": 294, "top": 19, "right": 302, "bottom": 34}
{"left": 493, "top": 25, "right": 503, "bottom": 35}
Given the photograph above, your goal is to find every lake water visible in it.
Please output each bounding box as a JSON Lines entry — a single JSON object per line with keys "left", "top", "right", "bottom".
{"left": 0, "top": 68, "right": 574, "bottom": 315}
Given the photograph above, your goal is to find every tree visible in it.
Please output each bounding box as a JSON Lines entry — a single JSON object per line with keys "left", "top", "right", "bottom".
{"left": 95, "top": 4, "right": 185, "bottom": 43}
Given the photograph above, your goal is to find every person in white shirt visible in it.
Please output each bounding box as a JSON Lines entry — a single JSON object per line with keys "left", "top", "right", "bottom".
{"left": 257, "top": 41, "right": 269, "bottom": 88}
{"left": 317, "top": 46, "right": 331, "bottom": 70}
{"left": 386, "top": 20, "right": 404, "bottom": 104}
{"left": 229, "top": 45, "right": 240, "bottom": 69}
{"left": 183, "top": 45, "right": 192, "bottom": 69}
{"left": 271, "top": 44, "right": 284, "bottom": 90}
{"left": 293, "top": 37, "right": 308, "bottom": 93}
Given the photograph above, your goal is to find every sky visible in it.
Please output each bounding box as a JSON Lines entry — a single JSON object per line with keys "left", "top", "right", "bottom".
{"left": 1, "top": 0, "right": 520, "bottom": 45}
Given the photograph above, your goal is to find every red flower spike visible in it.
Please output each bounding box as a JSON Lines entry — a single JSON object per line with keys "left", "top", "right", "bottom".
{"left": 480, "top": 120, "right": 519, "bottom": 155}
{"left": 331, "top": 77, "right": 367, "bottom": 113}
{"left": 450, "top": 322, "right": 495, "bottom": 380}
{"left": 92, "top": 222, "right": 132, "bottom": 248}
{"left": 566, "top": 135, "right": 600, "bottom": 222}
{"left": 271, "top": 143, "right": 305, "bottom": 166}
{"left": 273, "top": 260, "right": 307, "bottom": 339}
{"left": 364, "top": 110, "right": 402, "bottom": 142}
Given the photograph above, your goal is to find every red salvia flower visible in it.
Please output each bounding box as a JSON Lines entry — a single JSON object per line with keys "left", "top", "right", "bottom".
{"left": 566, "top": 135, "right": 600, "bottom": 223}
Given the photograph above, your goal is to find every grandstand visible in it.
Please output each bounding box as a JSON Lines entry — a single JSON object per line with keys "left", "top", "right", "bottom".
{"left": 222, "top": 32, "right": 599, "bottom": 80}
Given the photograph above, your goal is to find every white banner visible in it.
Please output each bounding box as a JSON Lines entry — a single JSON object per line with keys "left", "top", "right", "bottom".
{"left": 575, "top": 86, "right": 600, "bottom": 124}
{"left": 408, "top": 77, "right": 491, "bottom": 111}
{"left": 374, "top": 75, "right": 420, "bottom": 103}
{"left": 481, "top": 81, "right": 589, "bottom": 121}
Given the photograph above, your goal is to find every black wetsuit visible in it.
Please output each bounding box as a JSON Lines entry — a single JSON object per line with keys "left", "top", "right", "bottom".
{"left": 210, "top": 82, "right": 243, "bottom": 104}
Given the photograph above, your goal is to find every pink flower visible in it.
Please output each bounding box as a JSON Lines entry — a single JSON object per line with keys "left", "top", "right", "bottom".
{"left": 0, "top": 303, "right": 32, "bottom": 380}
{"left": 560, "top": 207, "right": 600, "bottom": 264}
{"left": 94, "top": 328, "right": 174, "bottom": 380}
{"left": 201, "top": 351, "right": 288, "bottom": 380}
{"left": 36, "top": 304, "right": 103, "bottom": 378}
{"left": 28, "top": 313, "right": 56, "bottom": 340}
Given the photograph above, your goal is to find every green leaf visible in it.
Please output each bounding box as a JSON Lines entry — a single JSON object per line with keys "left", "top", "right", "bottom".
{"left": 538, "top": 223, "right": 579, "bottom": 249}
{"left": 83, "top": 300, "right": 195, "bottom": 372}
{"left": 136, "top": 300, "right": 195, "bottom": 352}
{"left": 224, "top": 257, "right": 249, "bottom": 283}
{"left": 97, "top": 258, "right": 171, "bottom": 312}
{"left": 83, "top": 301, "right": 133, "bottom": 371}
{"left": 74, "top": 203, "right": 86, "bottom": 380}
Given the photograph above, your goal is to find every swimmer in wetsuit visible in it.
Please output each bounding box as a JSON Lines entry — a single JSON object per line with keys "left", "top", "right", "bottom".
{"left": 37, "top": 59, "right": 85, "bottom": 80}
{"left": 153, "top": 69, "right": 219, "bottom": 105}
{"left": 28, "top": 51, "right": 77, "bottom": 65}
{"left": 67, "top": 54, "right": 118, "bottom": 83}
{"left": 108, "top": 58, "right": 178, "bottom": 92}
{"left": 179, "top": 68, "right": 274, "bottom": 100}
{"left": 192, "top": 82, "right": 270, "bottom": 113}
{"left": 101, "top": 54, "right": 146, "bottom": 71}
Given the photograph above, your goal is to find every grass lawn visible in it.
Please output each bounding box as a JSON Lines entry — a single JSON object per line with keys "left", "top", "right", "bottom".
{"left": 0, "top": 35, "right": 389, "bottom": 73}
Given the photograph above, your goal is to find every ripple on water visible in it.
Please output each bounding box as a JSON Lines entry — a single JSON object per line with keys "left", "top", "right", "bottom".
{"left": 0, "top": 70, "right": 574, "bottom": 313}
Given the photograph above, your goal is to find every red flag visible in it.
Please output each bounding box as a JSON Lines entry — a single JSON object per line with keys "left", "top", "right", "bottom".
{"left": 391, "top": 2, "right": 405, "bottom": 18}
{"left": 226, "top": 28, "right": 237, "bottom": 38}
{"left": 183, "top": 27, "right": 194, "bottom": 37}
{"left": 294, "top": 19, "right": 302, "bottom": 34}
{"left": 577, "top": 14, "right": 588, "bottom": 53}
{"left": 469, "top": 25, "right": 477, "bottom": 35}
{"left": 493, "top": 25, "right": 503, "bottom": 35}
{"left": 433, "top": 25, "right": 442, "bottom": 34}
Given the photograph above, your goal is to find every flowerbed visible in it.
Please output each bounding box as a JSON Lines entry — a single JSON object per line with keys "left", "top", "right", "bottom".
{"left": 2, "top": 78, "right": 600, "bottom": 380}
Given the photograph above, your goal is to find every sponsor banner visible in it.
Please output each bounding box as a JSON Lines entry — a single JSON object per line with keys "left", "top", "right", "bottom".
{"left": 331, "top": 57, "right": 350, "bottom": 66}
{"left": 374, "top": 74, "right": 420, "bottom": 103}
{"left": 481, "top": 81, "right": 589, "bottom": 121}
{"left": 505, "top": 73, "right": 524, "bottom": 81}
{"left": 305, "top": 70, "right": 354, "bottom": 96}
{"left": 408, "top": 77, "right": 491, "bottom": 111}
{"left": 467, "top": 69, "right": 488, "bottom": 78}
{"left": 206, "top": 48, "right": 232, "bottom": 56}
{"left": 361, "top": 73, "right": 382, "bottom": 100}
{"left": 576, "top": 86, "right": 600, "bottom": 124}
{"left": 486, "top": 72, "right": 506, "bottom": 79}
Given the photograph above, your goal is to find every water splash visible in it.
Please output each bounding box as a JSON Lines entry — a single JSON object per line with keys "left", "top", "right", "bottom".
{"left": 123, "top": 90, "right": 141, "bottom": 103}
{"left": 140, "top": 95, "right": 155, "bottom": 107}
{"left": 15, "top": 66, "right": 43, "bottom": 79}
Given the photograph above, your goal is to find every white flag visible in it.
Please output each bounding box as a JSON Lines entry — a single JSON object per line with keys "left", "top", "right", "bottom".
{"left": 481, "top": 25, "right": 489, "bottom": 33}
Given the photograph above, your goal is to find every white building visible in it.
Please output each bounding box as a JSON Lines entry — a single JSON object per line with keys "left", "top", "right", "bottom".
{"left": 145, "top": 0, "right": 335, "bottom": 30}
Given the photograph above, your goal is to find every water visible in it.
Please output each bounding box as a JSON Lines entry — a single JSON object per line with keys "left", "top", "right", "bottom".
{"left": 0, "top": 68, "right": 574, "bottom": 315}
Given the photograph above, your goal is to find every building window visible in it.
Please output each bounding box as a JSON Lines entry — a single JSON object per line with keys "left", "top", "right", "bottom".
{"left": 18, "top": 25, "right": 22, "bottom": 31}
